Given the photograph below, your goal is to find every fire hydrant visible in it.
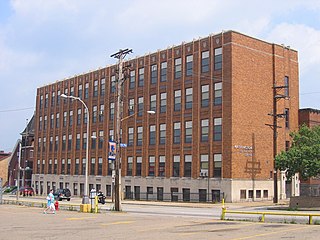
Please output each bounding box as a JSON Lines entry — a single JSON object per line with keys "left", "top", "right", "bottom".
{"left": 54, "top": 200, "right": 59, "bottom": 211}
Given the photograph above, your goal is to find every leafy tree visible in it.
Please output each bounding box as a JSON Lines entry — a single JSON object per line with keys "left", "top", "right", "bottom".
{"left": 275, "top": 125, "right": 320, "bottom": 180}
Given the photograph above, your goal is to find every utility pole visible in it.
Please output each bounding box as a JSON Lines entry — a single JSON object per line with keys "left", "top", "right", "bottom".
{"left": 111, "top": 48, "right": 132, "bottom": 211}
{"left": 266, "top": 85, "right": 288, "bottom": 204}
{"left": 16, "top": 140, "right": 22, "bottom": 201}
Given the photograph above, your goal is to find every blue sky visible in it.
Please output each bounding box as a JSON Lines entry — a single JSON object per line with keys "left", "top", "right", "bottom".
{"left": 1, "top": 0, "right": 320, "bottom": 152}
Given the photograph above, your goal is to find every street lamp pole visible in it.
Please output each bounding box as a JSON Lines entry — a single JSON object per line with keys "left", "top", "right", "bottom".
{"left": 61, "top": 94, "right": 90, "bottom": 204}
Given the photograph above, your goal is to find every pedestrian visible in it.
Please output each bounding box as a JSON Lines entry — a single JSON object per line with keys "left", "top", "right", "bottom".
{"left": 43, "top": 189, "right": 55, "bottom": 214}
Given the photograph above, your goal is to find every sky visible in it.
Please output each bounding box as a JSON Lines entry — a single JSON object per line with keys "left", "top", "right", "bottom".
{"left": 0, "top": 0, "right": 320, "bottom": 152}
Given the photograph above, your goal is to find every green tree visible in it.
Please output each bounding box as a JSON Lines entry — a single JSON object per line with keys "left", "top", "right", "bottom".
{"left": 275, "top": 125, "right": 320, "bottom": 180}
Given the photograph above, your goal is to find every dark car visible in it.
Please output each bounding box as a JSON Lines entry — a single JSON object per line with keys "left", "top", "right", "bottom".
{"left": 53, "top": 188, "right": 71, "bottom": 201}
{"left": 19, "top": 187, "right": 34, "bottom": 196}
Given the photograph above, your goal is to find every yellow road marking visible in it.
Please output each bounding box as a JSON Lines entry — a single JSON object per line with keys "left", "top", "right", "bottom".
{"left": 101, "top": 221, "right": 134, "bottom": 226}
{"left": 66, "top": 217, "right": 97, "bottom": 221}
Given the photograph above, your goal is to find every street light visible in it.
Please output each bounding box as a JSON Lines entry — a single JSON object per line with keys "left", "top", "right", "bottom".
{"left": 61, "top": 93, "right": 90, "bottom": 204}
{"left": 114, "top": 109, "right": 156, "bottom": 211}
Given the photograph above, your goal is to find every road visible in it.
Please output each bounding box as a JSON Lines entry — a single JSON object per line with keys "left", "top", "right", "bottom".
{"left": 1, "top": 204, "right": 320, "bottom": 240}
{"left": 3, "top": 195, "right": 320, "bottom": 224}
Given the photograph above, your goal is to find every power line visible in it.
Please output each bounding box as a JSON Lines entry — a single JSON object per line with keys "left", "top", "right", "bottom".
{"left": 0, "top": 107, "right": 34, "bottom": 113}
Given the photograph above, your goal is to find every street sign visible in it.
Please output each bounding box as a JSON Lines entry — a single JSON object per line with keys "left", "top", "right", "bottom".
{"left": 120, "top": 143, "right": 127, "bottom": 148}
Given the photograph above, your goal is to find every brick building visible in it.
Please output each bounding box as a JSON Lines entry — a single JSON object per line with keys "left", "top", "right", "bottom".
{"left": 0, "top": 151, "right": 11, "bottom": 186}
{"left": 298, "top": 108, "right": 320, "bottom": 196}
{"left": 32, "top": 31, "right": 299, "bottom": 202}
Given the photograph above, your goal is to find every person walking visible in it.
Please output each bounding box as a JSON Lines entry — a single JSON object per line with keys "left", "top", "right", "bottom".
{"left": 43, "top": 189, "right": 55, "bottom": 214}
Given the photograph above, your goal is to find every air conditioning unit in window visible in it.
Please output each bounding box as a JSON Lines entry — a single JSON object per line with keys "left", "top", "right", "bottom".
{"left": 200, "top": 169, "right": 208, "bottom": 177}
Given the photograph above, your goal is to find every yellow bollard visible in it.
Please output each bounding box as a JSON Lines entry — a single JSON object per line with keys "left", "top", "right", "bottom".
{"left": 94, "top": 196, "right": 98, "bottom": 213}
{"left": 221, "top": 198, "right": 226, "bottom": 220}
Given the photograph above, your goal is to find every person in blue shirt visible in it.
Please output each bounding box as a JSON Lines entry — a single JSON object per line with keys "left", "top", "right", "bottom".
{"left": 43, "top": 189, "right": 55, "bottom": 214}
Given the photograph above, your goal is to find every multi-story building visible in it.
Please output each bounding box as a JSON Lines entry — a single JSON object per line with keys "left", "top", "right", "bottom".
{"left": 32, "top": 31, "right": 299, "bottom": 202}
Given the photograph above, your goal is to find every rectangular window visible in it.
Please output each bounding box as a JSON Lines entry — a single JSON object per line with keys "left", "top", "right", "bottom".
{"left": 200, "top": 155, "right": 209, "bottom": 177}
{"left": 285, "top": 108, "right": 289, "bottom": 128}
{"left": 90, "top": 158, "right": 95, "bottom": 175}
{"left": 284, "top": 76, "right": 289, "bottom": 97}
{"left": 82, "top": 158, "right": 86, "bottom": 175}
{"left": 63, "top": 111, "right": 67, "bottom": 127}
{"left": 85, "top": 83, "right": 89, "bottom": 99}
{"left": 70, "top": 86, "right": 74, "bottom": 97}
{"left": 214, "top": 118, "right": 222, "bottom": 141}
{"left": 92, "top": 105, "right": 97, "bottom": 123}
{"left": 159, "top": 124, "right": 166, "bottom": 145}
{"left": 174, "top": 90, "right": 181, "bottom": 111}
{"left": 159, "top": 156, "right": 165, "bottom": 177}
{"left": 128, "top": 98, "right": 134, "bottom": 116}
{"left": 77, "top": 108, "right": 81, "bottom": 125}
{"left": 51, "top": 92, "right": 55, "bottom": 107}
{"left": 49, "top": 137, "right": 53, "bottom": 152}
{"left": 48, "top": 159, "right": 52, "bottom": 174}
{"left": 91, "top": 131, "right": 96, "bottom": 149}
{"left": 150, "top": 64, "right": 157, "bottom": 84}
{"left": 160, "top": 62, "right": 167, "bottom": 82}
{"left": 83, "top": 132, "right": 87, "bottom": 150}
{"left": 138, "top": 68, "right": 144, "bottom": 87}
{"left": 68, "top": 134, "right": 72, "bottom": 150}
{"left": 57, "top": 90, "right": 61, "bottom": 105}
{"left": 75, "top": 158, "right": 79, "bottom": 175}
{"left": 150, "top": 94, "right": 156, "bottom": 112}
{"left": 76, "top": 133, "right": 80, "bottom": 150}
{"left": 98, "top": 157, "right": 103, "bottom": 175}
{"left": 45, "top": 93, "right": 48, "bottom": 108}
{"left": 214, "top": 82, "right": 222, "bottom": 105}
{"left": 67, "top": 111, "right": 72, "bottom": 127}
{"left": 137, "top": 126, "right": 143, "bottom": 146}
{"left": 43, "top": 116, "right": 47, "bottom": 130}
{"left": 78, "top": 84, "right": 83, "bottom": 98}
{"left": 56, "top": 113, "right": 59, "bottom": 128}
{"left": 214, "top": 47, "right": 222, "bottom": 70}
{"left": 50, "top": 114, "right": 54, "bottom": 129}
{"left": 160, "top": 92, "right": 166, "bottom": 113}
{"left": 201, "top": 85, "right": 209, "bottom": 107}
{"left": 110, "top": 76, "right": 116, "bottom": 93}
{"left": 93, "top": 80, "right": 98, "bottom": 97}
{"left": 100, "top": 78, "right": 105, "bottom": 96}
{"left": 127, "top": 156, "right": 133, "bottom": 176}
{"left": 138, "top": 97, "right": 143, "bottom": 116}
{"left": 99, "top": 104, "right": 104, "bottom": 122}
{"left": 149, "top": 125, "right": 156, "bottom": 145}
{"left": 174, "top": 58, "right": 182, "bottom": 79}
{"left": 129, "top": 71, "right": 135, "bottom": 89}
{"left": 67, "top": 159, "right": 71, "bottom": 175}
{"left": 39, "top": 117, "right": 42, "bottom": 131}
{"left": 214, "top": 154, "right": 222, "bottom": 177}
{"left": 62, "top": 135, "right": 66, "bottom": 151}
{"left": 148, "top": 156, "right": 155, "bottom": 176}
{"left": 54, "top": 159, "right": 57, "bottom": 174}
{"left": 61, "top": 159, "right": 65, "bottom": 175}
{"left": 128, "top": 127, "right": 134, "bottom": 146}
{"left": 201, "top": 119, "right": 209, "bottom": 142}
{"left": 185, "top": 88, "right": 193, "bottom": 109}
{"left": 99, "top": 131, "right": 104, "bottom": 149}
{"left": 110, "top": 102, "right": 115, "bottom": 120}
{"left": 185, "top": 121, "right": 192, "bottom": 143}
{"left": 186, "top": 55, "right": 193, "bottom": 76}
{"left": 173, "top": 122, "right": 181, "bottom": 144}
{"left": 55, "top": 136, "right": 58, "bottom": 151}
{"left": 136, "top": 156, "right": 142, "bottom": 176}
{"left": 201, "top": 51, "right": 209, "bottom": 73}
{"left": 184, "top": 155, "right": 192, "bottom": 177}
{"left": 107, "top": 160, "right": 113, "bottom": 176}
{"left": 173, "top": 155, "right": 180, "bottom": 177}
{"left": 183, "top": 188, "right": 190, "bottom": 202}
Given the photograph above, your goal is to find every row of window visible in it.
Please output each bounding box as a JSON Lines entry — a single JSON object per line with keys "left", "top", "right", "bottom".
{"left": 38, "top": 83, "right": 222, "bottom": 131}
{"left": 37, "top": 118, "right": 222, "bottom": 153}
{"left": 39, "top": 48, "right": 223, "bottom": 109}
{"left": 36, "top": 153, "right": 222, "bottom": 178}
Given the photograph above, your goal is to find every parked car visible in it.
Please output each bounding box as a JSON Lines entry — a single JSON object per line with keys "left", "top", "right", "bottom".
{"left": 19, "top": 187, "right": 34, "bottom": 196}
{"left": 53, "top": 188, "right": 71, "bottom": 201}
